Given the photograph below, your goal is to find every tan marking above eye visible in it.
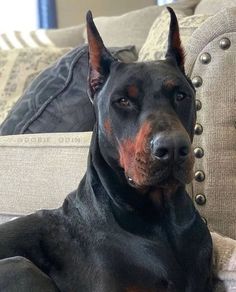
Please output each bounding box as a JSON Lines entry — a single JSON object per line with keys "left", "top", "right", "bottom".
{"left": 163, "top": 79, "right": 177, "bottom": 91}
{"left": 127, "top": 84, "right": 139, "bottom": 98}
{"left": 104, "top": 119, "right": 112, "bottom": 135}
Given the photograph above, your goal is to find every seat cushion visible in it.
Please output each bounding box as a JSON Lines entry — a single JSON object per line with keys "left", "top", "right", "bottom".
{"left": 0, "top": 45, "right": 137, "bottom": 135}
{"left": 0, "top": 132, "right": 90, "bottom": 215}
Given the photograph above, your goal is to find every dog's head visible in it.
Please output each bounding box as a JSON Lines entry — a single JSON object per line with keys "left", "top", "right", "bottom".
{"left": 86, "top": 8, "right": 196, "bottom": 194}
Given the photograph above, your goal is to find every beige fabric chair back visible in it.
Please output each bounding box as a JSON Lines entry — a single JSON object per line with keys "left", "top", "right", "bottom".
{"left": 185, "top": 8, "right": 236, "bottom": 239}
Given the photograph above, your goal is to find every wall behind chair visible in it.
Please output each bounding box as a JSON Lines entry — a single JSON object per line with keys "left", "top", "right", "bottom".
{"left": 56, "top": 0, "right": 155, "bottom": 27}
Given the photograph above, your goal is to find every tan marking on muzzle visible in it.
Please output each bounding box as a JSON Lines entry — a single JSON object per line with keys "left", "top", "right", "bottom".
{"left": 119, "top": 122, "right": 152, "bottom": 186}
{"left": 104, "top": 119, "right": 112, "bottom": 136}
{"left": 163, "top": 79, "right": 177, "bottom": 91}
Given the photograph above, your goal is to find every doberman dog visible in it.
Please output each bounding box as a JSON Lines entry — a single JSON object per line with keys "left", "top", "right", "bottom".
{"left": 0, "top": 8, "right": 212, "bottom": 292}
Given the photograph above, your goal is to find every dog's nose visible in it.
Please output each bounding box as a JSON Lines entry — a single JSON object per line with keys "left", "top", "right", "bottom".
{"left": 151, "top": 133, "right": 191, "bottom": 164}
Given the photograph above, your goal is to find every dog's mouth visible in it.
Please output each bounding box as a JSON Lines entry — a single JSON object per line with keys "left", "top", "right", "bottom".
{"left": 124, "top": 161, "right": 194, "bottom": 191}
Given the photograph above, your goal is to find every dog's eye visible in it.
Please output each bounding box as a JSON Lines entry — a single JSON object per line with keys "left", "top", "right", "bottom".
{"left": 176, "top": 92, "right": 187, "bottom": 101}
{"left": 118, "top": 98, "right": 130, "bottom": 107}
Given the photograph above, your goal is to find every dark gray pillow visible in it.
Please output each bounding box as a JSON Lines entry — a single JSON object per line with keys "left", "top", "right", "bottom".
{"left": 0, "top": 45, "right": 137, "bottom": 135}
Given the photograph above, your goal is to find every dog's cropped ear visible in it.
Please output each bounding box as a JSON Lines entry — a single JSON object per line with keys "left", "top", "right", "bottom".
{"left": 86, "top": 11, "right": 116, "bottom": 101}
{"left": 165, "top": 7, "right": 185, "bottom": 73}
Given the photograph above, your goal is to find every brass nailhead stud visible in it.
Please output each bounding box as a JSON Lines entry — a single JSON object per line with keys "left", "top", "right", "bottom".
{"left": 200, "top": 53, "right": 211, "bottom": 64}
{"left": 196, "top": 99, "right": 202, "bottom": 111}
{"left": 194, "top": 147, "right": 204, "bottom": 159}
{"left": 192, "top": 76, "right": 203, "bottom": 88}
{"left": 195, "top": 194, "right": 206, "bottom": 205}
{"left": 195, "top": 170, "right": 205, "bottom": 182}
{"left": 219, "top": 38, "right": 231, "bottom": 50}
{"left": 194, "top": 123, "right": 203, "bottom": 135}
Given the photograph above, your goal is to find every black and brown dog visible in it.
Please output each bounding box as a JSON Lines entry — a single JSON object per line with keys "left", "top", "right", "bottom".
{"left": 0, "top": 8, "right": 212, "bottom": 292}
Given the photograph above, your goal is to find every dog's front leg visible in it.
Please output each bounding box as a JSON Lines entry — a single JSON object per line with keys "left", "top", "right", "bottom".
{"left": 0, "top": 256, "right": 59, "bottom": 292}
{"left": 0, "top": 213, "right": 60, "bottom": 291}
{"left": 0, "top": 213, "right": 53, "bottom": 274}
{"left": 165, "top": 187, "right": 213, "bottom": 292}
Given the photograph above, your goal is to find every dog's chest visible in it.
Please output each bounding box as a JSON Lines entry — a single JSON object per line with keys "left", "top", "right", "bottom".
{"left": 49, "top": 225, "right": 183, "bottom": 292}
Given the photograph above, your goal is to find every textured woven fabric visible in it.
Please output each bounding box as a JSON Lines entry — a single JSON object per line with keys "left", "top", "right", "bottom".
{"left": 184, "top": 8, "right": 236, "bottom": 239}
{"left": 0, "top": 24, "right": 85, "bottom": 50}
{"left": 0, "top": 45, "right": 137, "bottom": 135}
{"left": 195, "top": 0, "right": 236, "bottom": 15}
{"left": 0, "top": 47, "right": 70, "bottom": 124}
{"left": 0, "top": 132, "right": 91, "bottom": 215}
{"left": 138, "top": 10, "right": 210, "bottom": 61}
